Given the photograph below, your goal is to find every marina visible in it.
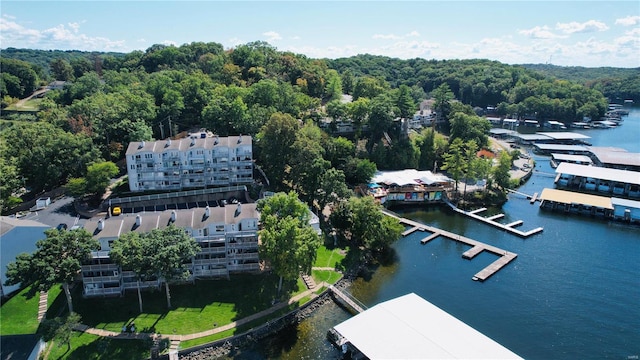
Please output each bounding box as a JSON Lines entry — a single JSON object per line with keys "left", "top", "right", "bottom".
{"left": 384, "top": 210, "right": 519, "bottom": 282}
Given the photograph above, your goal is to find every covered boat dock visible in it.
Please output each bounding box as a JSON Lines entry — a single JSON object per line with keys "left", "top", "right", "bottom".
{"left": 331, "top": 293, "right": 522, "bottom": 359}
{"left": 554, "top": 162, "right": 640, "bottom": 198}
{"left": 550, "top": 153, "right": 593, "bottom": 168}
{"left": 539, "top": 188, "right": 613, "bottom": 216}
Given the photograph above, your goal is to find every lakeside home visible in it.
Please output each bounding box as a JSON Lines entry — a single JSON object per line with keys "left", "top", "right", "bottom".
{"left": 81, "top": 204, "right": 260, "bottom": 297}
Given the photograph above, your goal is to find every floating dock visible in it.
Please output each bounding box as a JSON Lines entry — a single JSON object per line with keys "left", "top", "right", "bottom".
{"left": 443, "top": 198, "right": 543, "bottom": 237}
{"left": 384, "top": 210, "right": 518, "bottom": 282}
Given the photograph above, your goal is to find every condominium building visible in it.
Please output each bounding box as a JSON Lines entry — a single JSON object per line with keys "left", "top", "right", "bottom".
{"left": 126, "top": 133, "right": 253, "bottom": 192}
{"left": 80, "top": 204, "right": 259, "bottom": 297}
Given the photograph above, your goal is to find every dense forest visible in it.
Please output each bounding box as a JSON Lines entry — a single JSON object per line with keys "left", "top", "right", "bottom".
{"left": 0, "top": 42, "right": 632, "bottom": 212}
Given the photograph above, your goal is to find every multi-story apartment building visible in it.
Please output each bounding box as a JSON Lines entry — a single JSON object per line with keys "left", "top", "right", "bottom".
{"left": 126, "top": 133, "right": 253, "bottom": 192}
{"left": 80, "top": 204, "right": 260, "bottom": 297}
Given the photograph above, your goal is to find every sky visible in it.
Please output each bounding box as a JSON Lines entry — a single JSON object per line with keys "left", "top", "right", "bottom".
{"left": 1, "top": 1, "right": 639, "bottom": 68}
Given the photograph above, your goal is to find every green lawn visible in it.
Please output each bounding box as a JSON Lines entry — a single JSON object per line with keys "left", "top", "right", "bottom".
{"left": 5, "top": 98, "right": 42, "bottom": 111}
{"left": 312, "top": 269, "right": 342, "bottom": 285}
{"left": 45, "top": 332, "right": 150, "bottom": 360}
{"left": 0, "top": 285, "right": 41, "bottom": 335}
{"left": 54, "top": 274, "right": 305, "bottom": 336}
{"left": 313, "top": 245, "right": 347, "bottom": 269}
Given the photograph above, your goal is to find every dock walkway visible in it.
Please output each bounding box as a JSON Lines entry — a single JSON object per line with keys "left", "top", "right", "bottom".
{"left": 383, "top": 210, "right": 518, "bottom": 282}
{"left": 329, "top": 285, "right": 366, "bottom": 314}
{"left": 442, "top": 198, "right": 543, "bottom": 238}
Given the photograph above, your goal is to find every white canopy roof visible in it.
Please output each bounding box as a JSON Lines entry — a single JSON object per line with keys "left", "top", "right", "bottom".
{"left": 333, "top": 293, "right": 522, "bottom": 359}
{"left": 556, "top": 162, "right": 640, "bottom": 185}
{"left": 370, "top": 169, "right": 451, "bottom": 186}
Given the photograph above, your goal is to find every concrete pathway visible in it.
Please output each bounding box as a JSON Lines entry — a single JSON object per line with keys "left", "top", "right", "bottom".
{"left": 37, "top": 291, "right": 48, "bottom": 323}
{"left": 73, "top": 283, "right": 326, "bottom": 343}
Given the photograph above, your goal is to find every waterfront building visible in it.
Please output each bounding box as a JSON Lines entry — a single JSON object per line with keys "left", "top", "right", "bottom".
{"left": 539, "top": 188, "right": 613, "bottom": 217}
{"left": 366, "top": 169, "right": 452, "bottom": 205}
{"left": 80, "top": 204, "right": 259, "bottom": 297}
{"left": 330, "top": 293, "right": 522, "bottom": 359}
{"left": 515, "top": 132, "right": 591, "bottom": 146}
{"left": 533, "top": 144, "right": 590, "bottom": 156}
{"left": 125, "top": 133, "right": 253, "bottom": 192}
{"left": 554, "top": 162, "right": 640, "bottom": 198}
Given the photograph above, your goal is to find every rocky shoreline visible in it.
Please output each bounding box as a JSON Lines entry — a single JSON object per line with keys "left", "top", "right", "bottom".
{"left": 177, "top": 276, "right": 356, "bottom": 360}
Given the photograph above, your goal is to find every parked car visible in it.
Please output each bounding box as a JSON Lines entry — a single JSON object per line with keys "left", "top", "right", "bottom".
{"left": 56, "top": 223, "right": 68, "bottom": 231}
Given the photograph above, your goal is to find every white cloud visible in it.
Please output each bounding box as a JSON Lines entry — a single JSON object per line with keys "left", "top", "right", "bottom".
{"left": 556, "top": 20, "right": 609, "bottom": 34}
{"left": 615, "top": 15, "right": 640, "bottom": 26}
{"left": 373, "top": 30, "right": 421, "bottom": 41}
{"left": 162, "top": 40, "right": 177, "bottom": 46}
{"left": 262, "top": 31, "right": 282, "bottom": 42}
{"left": 137, "top": 38, "right": 146, "bottom": 43}
{"left": 0, "top": 17, "right": 126, "bottom": 51}
{"left": 227, "top": 37, "right": 245, "bottom": 47}
{"left": 519, "top": 26, "right": 564, "bottom": 39}
{"left": 291, "top": 35, "right": 301, "bottom": 40}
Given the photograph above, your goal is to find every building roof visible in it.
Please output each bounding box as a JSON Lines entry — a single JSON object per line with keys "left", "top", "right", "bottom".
{"left": 589, "top": 147, "right": 640, "bottom": 167}
{"left": 515, "top": 134, "right": 552, "bottom": 141}
{"left": 126, "top": 134, "right": 251, "bottom": 156}
{"left": 502, "top": 118, "right": 518, "bottom": 123}
{"left": 370, "top": 169, "right": 451, "bottom": 187}
{"left": 537, "top": 132, "right": 591, "bottom": 140}
{"left": 534, "top": 144, "right": 589, "bottom": 152}
{"left": 333, "top": 293, "right": 522, "bottom": 359}
{"left": 84, "top": 204, "right": 258, "bottom": 239}
{"left": 489, "top": 128, "right": 516, "bottom": 135}
{"left": 539, "top": 188, "right": 613, "bottom": 209}
{"left": 555, "top": 162, "right": 640, "bottom": 186}
{"left": 611, "top": 197, "right": 640, "bottom": 209}
{"left": 551, "top": 153, "right": 593, "bottom": 164}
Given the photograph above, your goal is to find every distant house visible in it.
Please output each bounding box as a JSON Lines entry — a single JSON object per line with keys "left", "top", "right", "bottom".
{"left": 47, "top": 81, "right": 68, "bottom": 90}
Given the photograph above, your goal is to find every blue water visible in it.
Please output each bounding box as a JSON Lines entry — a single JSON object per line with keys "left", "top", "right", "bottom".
{"left": 240, "top": 106, "right": 640, "bottom": 359}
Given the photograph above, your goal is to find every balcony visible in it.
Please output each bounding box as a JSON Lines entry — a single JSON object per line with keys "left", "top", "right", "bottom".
{"left": 193, "top": 268, "right": 229, "bottom": 277}
{"left": 228, "top": 263, "right": 260, "bottom": 272}
{"left": 84, "top": 287, "right": 122, "bottom": 297}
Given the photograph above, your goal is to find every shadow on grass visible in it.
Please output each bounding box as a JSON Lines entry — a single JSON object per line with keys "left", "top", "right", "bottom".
{"left": 58, "top": 273, "right": 299, "bottom": 335}
{"left": 47, "top": 332, "right": 150, "bottom": 360}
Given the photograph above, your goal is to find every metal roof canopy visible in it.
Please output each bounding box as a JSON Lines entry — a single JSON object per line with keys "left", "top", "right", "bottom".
{"left": 534, "top": 144, "right": 589, "bottom": 151}
{"left": 537, "top": 132, "right": 591, "bottom": 140}
{"left": 333, "top": 293, "right": 522, "bottom": 359}
{"left": 515, "top": 134, "right": 551, "bottom": 141}
{"left": 589, "top": 148, "right": 640, "bottom": 167}
{"left": 555, "top": 162, "right": 640, "bottom": 186}
{"left": 551, "top": 153, "right": 593, "bottom": 163}
{"left": 539, "top": 188, "right": 613, "bottom": 209}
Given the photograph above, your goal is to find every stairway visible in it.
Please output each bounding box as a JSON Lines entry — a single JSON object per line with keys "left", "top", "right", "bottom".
{"left": 301, "top": 274, "right": 316, "bottom": 290}
{"left": 37, "top": 291, "right": 48, "bottom": 322}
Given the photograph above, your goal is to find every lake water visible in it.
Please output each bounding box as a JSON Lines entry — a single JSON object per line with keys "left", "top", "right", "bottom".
{"left": 237, "top": 106, "right": 640, "bottom": 359}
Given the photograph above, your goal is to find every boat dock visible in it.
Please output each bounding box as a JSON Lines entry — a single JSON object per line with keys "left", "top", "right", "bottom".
{"left": 443, "top": 198, "right": 543, "bottom": 238}
{"left": 383, "top": 210, "right": 518, "bottom": 282}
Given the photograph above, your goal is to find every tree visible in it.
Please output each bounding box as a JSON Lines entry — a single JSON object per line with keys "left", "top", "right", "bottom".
{"left": 40, "top": 312, "right": 82, "bottom": 353}
{"left": 441, "top": 138, "right": 466, "bottom": 193}
{"left": 51, "top": 59, "right": 74, "bottom": 81}
{"left": 432, "top": 83, "right": 454, "bottom": 124}
{"left": 325, "top": 69, "right": 343, "bottom": 101}
{"left": 256, "top": 112, "right": 299, "bottom": 189}
{"left": 317, "top": 168, "right": 352, "bottom": 212}
{"left": 396, "top": 85, "right": 415, "bottom": 118}
{"left": 85, "top": 161, "right": 119, "bottom": 196}
{"left": 4, "top": 229, "right": 99, "bottom": 313}
{"left": 330, "top": 196, "right": 403, "bottom": 252}
{"left": 492, "top": 151, "right": 513, "bottom": 190}
{"left": 449, "top": 112, "right": 490, "bottom": 148}
{"left": 146, "top": 226, "right": 200, "bottom": 308}
{"left": 109, "top": 232, "right": 153, "bottom": 313}
{"left": 257, "top": 192, "right": 321, "bottom": 295}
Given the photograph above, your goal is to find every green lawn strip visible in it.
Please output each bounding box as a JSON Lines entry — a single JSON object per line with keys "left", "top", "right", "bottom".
{"left": 46, "top": 332, "right": 150, "bottom": 360}
{"left": 180, "top": 299, "right": 304, "bottom": 350}
{"left": 313, "top": 245, "right": 346, "bottom": 269}
{"left": 47, "top": 285, "right": 63, "bottom": 308}
{"left": 0, "top": 285, "right": 40, "bottom": 335}
{"left": 70, "top": 273, "right": 300, "bottom": 335}
{"left": 5, "top": 98, "right": 42, "bottom": 111}
{"left": 311, "top": 269, "right": 342, "bottom": 285}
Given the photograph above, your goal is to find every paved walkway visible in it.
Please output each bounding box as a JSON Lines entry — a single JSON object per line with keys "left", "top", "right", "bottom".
{"left": 73, "top": 282, "right": 327, "bottom": 342}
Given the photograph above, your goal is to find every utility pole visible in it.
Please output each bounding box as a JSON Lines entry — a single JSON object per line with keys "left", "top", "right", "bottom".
{"left": 159, "top": 122, "right": 165, "bottom": 139}
{"left": 168, "top": 116, "right": 172, "bottom": 138}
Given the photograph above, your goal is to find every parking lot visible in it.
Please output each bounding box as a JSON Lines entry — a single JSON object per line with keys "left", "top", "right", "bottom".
{"left": 20, "top": 196, "right": 85, "bottom": 230}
